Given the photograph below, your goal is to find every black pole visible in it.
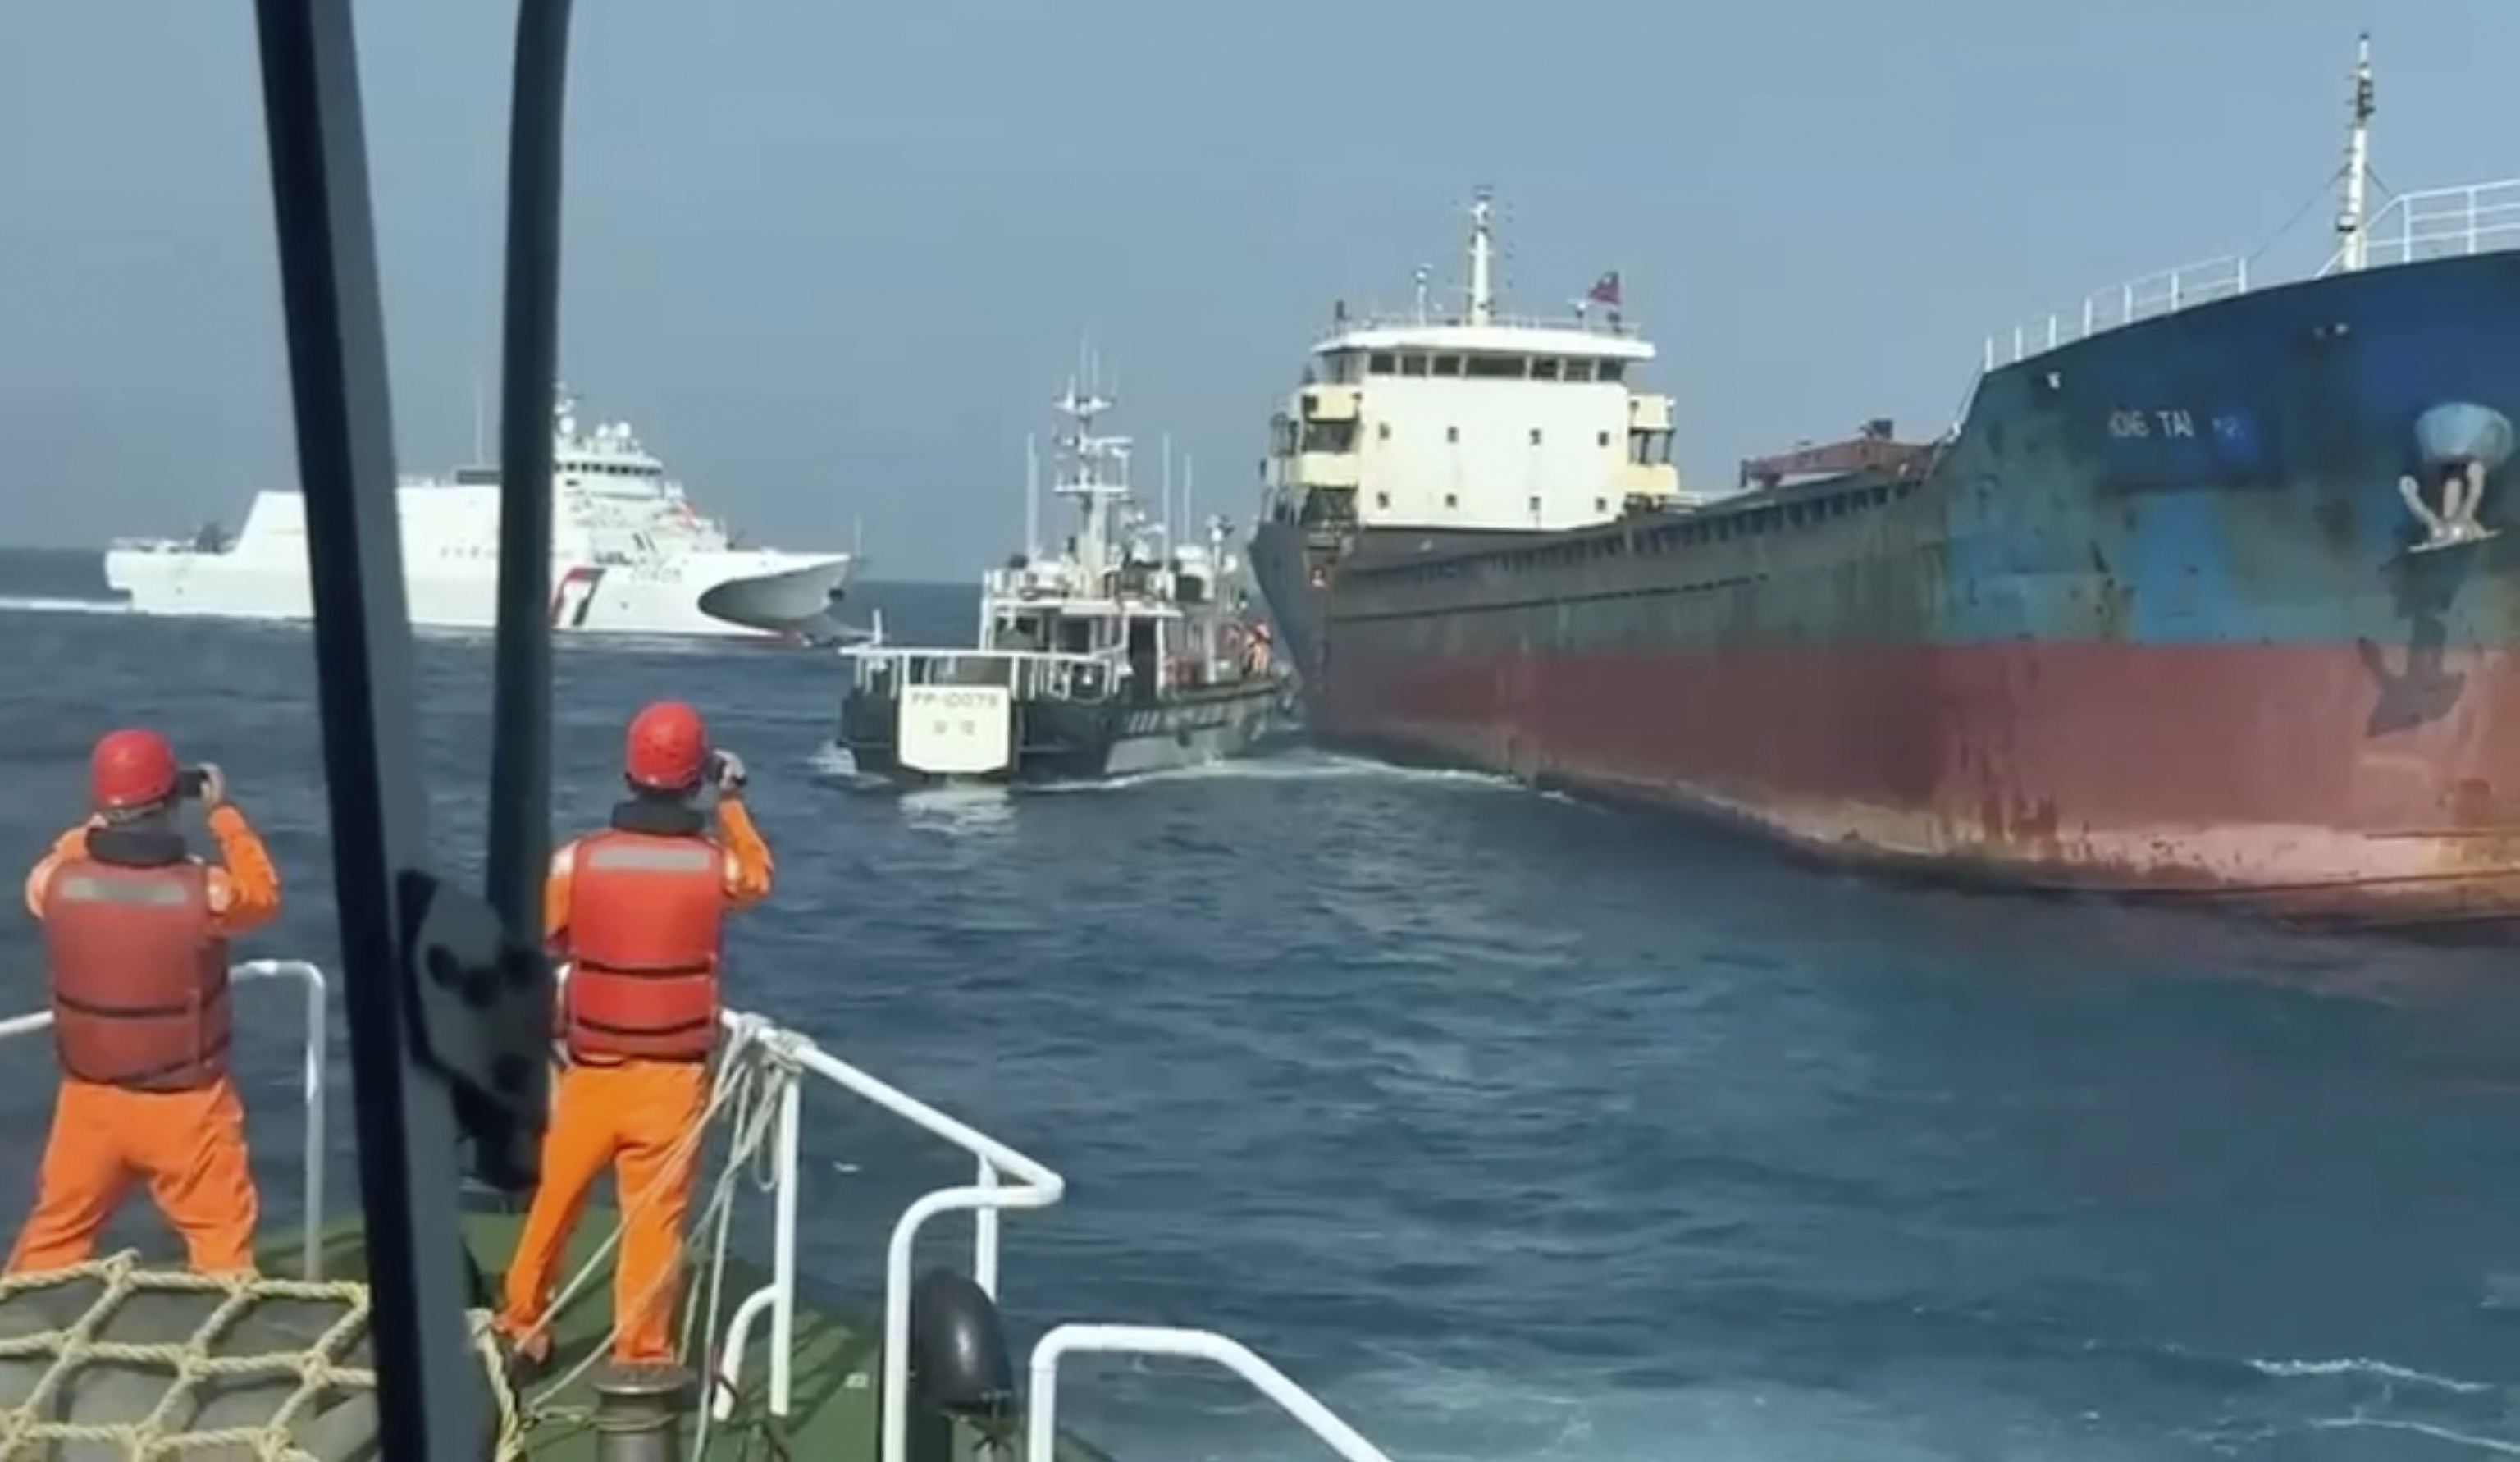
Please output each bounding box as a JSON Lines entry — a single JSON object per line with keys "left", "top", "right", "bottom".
{"left": 476, "top": 0, "right": 574, "bottom": 1195}
{"left": 248, "top": 0, "right": 483, "bottom": 1455}
{"left": 485, "top": 0, "right": 571, "bottom": 953}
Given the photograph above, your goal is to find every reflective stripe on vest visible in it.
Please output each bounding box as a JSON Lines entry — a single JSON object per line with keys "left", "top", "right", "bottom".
{"left": 44, "top": 861, "right": 230, "bottom": 1090}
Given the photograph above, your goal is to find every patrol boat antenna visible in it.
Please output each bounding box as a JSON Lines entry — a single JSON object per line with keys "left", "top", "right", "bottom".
{"left": 1051, "top": 381, "right": 1134, "bottom": 583}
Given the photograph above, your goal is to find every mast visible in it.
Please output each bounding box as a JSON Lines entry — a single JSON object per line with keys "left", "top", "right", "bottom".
{"left": 1023, "top": 433, "right": 1040, "bottom": 560}
{"left": 1466, "top": 187, "right": 1496, "bottom": 327}
{"left": 2335, "top": 32, "right": 2376, "bottom": 273}
{"left": 1052, "top": 380, "right": 1130, "bottom": 583}
{"left": 249, "top": 1, "right": 567, "bottom": 1457}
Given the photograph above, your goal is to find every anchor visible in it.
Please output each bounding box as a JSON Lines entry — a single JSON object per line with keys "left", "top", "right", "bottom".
{"left": 2398, "top": 459, "right": 2495, "bottom": 551}
{"left": 2400, "top": 401, "right": 2513, "bottom": 553}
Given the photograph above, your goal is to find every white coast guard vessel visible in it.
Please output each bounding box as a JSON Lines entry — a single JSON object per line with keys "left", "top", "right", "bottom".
{"left": 103, "top": 391, "right": 858, "bottom": 642}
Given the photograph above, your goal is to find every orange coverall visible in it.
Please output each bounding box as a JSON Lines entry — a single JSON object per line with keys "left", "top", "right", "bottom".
{"left": 496, "top": 797, "right": 773, "bottom": 1364}
{"left": 8, "top": 806, "right": 281, "bottom": 1275}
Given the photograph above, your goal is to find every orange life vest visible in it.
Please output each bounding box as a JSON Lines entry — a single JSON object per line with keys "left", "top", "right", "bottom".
{"left": 43, "top": 856, "right": 231, "bottom": 1090}
{"left": 563, "top": 829, "right": 724, "bottom": 1063}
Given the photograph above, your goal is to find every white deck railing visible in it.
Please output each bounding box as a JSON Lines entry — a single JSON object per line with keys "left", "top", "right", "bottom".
{"left": 1979, "top": 173, "right": 2520, "bottom": 371}
{"left": 1982, "top": 254, "right": 2249, "bottom": 368}
{"left": 0, "top": 960, "right": 1390, "bottom": 1462}
{"left": 2319, "top": 176, "right": 2520, "bottom": 273}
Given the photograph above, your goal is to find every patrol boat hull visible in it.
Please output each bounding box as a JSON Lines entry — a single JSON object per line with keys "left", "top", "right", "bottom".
{"left": 841, "top": 677, "right": 1288, "bottom": 786}
{"left": 1258, "top": 249, "right": 2520, "bottom": 930}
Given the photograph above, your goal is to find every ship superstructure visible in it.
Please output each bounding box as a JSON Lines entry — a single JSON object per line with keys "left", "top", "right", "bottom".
{"left": 1251, "top": 190, "right": 1697, "bottom": 677}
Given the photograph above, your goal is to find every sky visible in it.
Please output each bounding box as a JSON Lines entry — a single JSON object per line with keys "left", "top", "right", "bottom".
{"left": 2, "top": 1, "right": 2516, "bottom": 580}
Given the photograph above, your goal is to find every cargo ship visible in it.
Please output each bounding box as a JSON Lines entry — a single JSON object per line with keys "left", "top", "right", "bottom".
{"left": 1249, "top": 38, "right": 2520, "bottom": 929}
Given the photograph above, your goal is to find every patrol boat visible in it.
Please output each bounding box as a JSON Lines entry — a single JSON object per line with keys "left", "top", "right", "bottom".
{"left": 0, "top": 4, "right": 1394, "bottom": 1460}
{"left": 838, "top": 381, "right": 1290, "bottom": 785}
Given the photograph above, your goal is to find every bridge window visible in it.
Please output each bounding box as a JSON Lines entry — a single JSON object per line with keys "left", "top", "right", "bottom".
{"left": 1368, "top": 352, "right": 1397, "bottom": 375}
{"left": 1300, "top": 421, "right": 1358, "bottom": 453}
{"left": 1431, "top": 355, "right": 1462, "bottom": 377}
{"left": 1324, "top": 351, "right": 1363, "bottom": 384}
{"left": 1399, "top": 353, "right": 1429, "bottom": 377}
{"left": 1596, "top": 360, "right": 1627, "bottom": 384}
{"left": 1464, "top": 354, "right": 1525, "bottom": 379}
{"left": 1563, "top": 359, "right": 1595, "bottom": 382}
{"left": 1530, "top": 357, "right": 1561, "bottom": 381}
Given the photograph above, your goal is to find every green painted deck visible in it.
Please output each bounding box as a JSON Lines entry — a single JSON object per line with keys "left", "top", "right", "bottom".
{"left": 258, "top": 1205, "right": 1107, "bottom": 1461}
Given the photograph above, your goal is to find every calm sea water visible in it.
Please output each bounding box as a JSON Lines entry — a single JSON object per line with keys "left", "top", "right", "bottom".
{"left": 0, "top": 548, "right": 2518, "bottom": 1460}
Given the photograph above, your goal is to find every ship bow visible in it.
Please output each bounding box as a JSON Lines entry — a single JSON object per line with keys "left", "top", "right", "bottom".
{"left": 696, "top": 555, "right": 854, "bottom": 640}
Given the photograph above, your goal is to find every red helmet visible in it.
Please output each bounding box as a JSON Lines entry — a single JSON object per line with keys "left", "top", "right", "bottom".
{"left": 624, "top": 701, "right": 707, "bottom": 791}
{"left": 90, "top": 728, "right": 180, "bottom": 810}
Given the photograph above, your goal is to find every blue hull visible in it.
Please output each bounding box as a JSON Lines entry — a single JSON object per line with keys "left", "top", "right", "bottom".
{"left": 1256, "top": 250, "right": 2520, "bottom": 925}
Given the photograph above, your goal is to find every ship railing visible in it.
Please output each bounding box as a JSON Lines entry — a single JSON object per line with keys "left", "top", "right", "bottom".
{"left": 1982, "top": 254, "right": 2250, "bottom": 368}
{"left": 104, "top": 535, "right": 196, "bottom": 553}
{"left": 0, "top": 959, "right": 1397, "bottom": 1462}
{"left": 1318, "top": 308, "right": 1642, "bottom": 339}
{"left": 2319, "top": 176, "right": 2520, "bottom": 275}
{"left": 844, "top": 644, "right": 1122, "bottom": 703}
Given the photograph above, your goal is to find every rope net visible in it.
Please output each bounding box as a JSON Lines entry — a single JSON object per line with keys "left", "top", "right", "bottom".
{"left": 0, "top": 1029, "right": 799, "bottom": 1461}
{"left": 0, "top": 1251, "right": 517, "bottom": 1462}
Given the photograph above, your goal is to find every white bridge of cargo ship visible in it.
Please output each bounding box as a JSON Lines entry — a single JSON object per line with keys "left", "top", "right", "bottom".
{"left": 103, "top": 391, "right": 856, "bottom": 642}
{"left": 0, "top": 959, "right": 1398, "bottom": 1461}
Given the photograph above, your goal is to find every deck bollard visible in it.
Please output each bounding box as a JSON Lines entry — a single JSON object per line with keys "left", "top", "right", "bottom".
{"left": 589, "top": 1361, "right": 695, "bottom": 1462}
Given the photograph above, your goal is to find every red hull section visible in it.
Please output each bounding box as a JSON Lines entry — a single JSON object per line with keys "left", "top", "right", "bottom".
{"left": 1322, "top": 642, "right": 2520, "bottom": 927}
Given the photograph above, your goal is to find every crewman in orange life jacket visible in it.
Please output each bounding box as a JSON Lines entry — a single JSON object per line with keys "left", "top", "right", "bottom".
{"left": 7, "top": 729, "right": 281, "bottom": 1276}
{"left": 495, "top": 699, "right": 774, "bottom": 1367}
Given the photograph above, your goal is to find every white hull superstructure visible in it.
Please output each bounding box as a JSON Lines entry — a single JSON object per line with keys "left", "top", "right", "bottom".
{"left": 105, "top": 391, "right": 856, "bottom": 642}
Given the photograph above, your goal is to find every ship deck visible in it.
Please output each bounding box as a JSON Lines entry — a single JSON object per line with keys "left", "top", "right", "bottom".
{"left": 246, "top": 1202, "right": 1106, "bottom": 1461}
{"left": 0, "top": 962, "right": 1354, "bottom": 1461}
